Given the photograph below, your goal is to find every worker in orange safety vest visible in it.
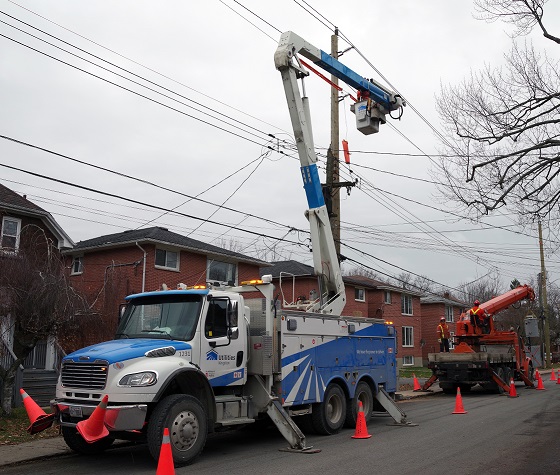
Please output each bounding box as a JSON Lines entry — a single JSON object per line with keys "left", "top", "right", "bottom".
{"left": 469, "top": 300, "right": 490, "bottom": 334}
{"left": 437, "top": 317, "right": 451, "bottom": 352}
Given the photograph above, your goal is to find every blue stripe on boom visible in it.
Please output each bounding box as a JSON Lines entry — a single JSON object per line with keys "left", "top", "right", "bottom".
{"left": 301, "top": 164, "right": 324, "bottom": 209}
{"left": 317, "top": 50, "right": 393, "bottom": 108}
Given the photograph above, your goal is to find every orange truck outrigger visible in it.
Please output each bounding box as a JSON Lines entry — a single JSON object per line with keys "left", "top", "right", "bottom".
{"left": 422, "top": 285, "right": 536, "bottom": 394}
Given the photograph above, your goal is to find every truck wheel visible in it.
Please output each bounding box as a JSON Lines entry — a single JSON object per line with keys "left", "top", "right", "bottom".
{"left": 344, "top": 381, "right": 373, "bottom": 428}
{"left": 493, "top": 367, "right": 506, "bottom": 394}
{"left": 147, "top": 394, "right": 208, "bottom": 466}
{"left": 312, "top": 383, "right": 346, "bottom": 435}
{"left": 61, "top": 426, "right": 114, "bottom": 455}
{"left": 503, "top": 367, "right": 512, "bottom": 385}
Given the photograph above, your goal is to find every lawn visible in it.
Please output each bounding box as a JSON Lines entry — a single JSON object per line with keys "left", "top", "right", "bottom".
{"left": 399, "top": 366, "right": 432, "bottom": 378}
{"left": 0, "top": 407, "right": 60, "bottom": 445}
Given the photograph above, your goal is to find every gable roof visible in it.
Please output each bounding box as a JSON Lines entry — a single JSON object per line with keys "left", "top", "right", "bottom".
{"left": 67, "top": 226, "right": 270, "bottom": 266}
{"left": 0, "top": 183, "right": 74, "bottom": 249}
{"left": 421, "top": 294, "right": 469, "bottom": 307}
{"left": 343, "top": 274, "right": 424, "bottom": 296}
{"left": 262, "top": 260, "right": 316, "bottom": 278}
{"left": 263, "top": 262, "right": 424, "bottom": 295}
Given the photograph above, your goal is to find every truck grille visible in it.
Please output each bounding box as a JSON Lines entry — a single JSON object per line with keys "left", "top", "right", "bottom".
{"left": 61, "top": 360, "right": 109, "bottom": 390}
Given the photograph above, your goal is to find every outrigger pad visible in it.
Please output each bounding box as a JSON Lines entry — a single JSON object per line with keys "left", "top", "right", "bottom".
{"left": 279, "top": 446, "right": 322, "bottom": 454}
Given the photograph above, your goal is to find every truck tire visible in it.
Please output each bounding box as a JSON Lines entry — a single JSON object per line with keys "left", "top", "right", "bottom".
{"left": 147, "top": 394, "right": 208, "bottom": 466}
{"left": 503, "top": 366, "right": 512, "bottom": 385}
{"left": 485, "top": 367, "right": 506, "bottom": 394}
{"left": 344, "top": 381, "right": 373, "bottom": 428}
{"left": 61, "top": 426, "right": 114, "bottom": 455}
{"left": 312, "top": 383, "right": 346, "bottom": 435}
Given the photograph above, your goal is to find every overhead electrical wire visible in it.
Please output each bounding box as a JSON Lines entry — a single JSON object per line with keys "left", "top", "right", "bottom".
{"left": 6, "top": 0, "right": 288, "bottom": 135}
{"left": 2, "top": 2, "right": 546, "bottom": 288}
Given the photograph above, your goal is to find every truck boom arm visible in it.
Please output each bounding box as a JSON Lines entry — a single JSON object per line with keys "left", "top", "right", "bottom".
{"left": 479, "top": 284, "right": 535, "bottom": 316}
{"left": 274, "top": 31, "right": 403, "bottom": 315}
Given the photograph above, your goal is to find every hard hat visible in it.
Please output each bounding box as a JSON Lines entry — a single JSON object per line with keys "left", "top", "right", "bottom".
{"left": 474, "top": 300, "right": 480, "bottom": 306}
{"left": 440, "top": 317, "right": 446, "bottom": 321}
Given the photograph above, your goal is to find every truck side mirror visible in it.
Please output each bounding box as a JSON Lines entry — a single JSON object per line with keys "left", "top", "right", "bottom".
{"left": 118, "top": 303, "right": 127, "bottom": 322}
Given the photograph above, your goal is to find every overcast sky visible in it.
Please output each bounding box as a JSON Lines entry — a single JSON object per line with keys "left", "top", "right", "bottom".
{"left": 1, "top": 0, "right": 559, "bottom": 296}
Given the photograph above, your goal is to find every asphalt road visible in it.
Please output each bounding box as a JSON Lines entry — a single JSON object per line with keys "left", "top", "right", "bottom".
{"left": 1, "top": 382, "right": 559, "bottom": 475}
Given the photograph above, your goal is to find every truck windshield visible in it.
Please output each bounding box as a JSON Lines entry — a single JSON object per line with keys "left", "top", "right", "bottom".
{"left": 116, "top": 294, "right": 203, "bottom": 341}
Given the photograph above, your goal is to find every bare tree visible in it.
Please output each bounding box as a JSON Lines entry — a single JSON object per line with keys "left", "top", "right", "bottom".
{"left": 456, "top": 274, "right": 504, "bottom": 305}
{"left": 0, "top": 226, "right": 85, "bottom": 415}
{"left": 344, "top": 266, "right": 379, "bottom": 280}
{"left": 434, "top": 0, "right": 560, "bottom": 227}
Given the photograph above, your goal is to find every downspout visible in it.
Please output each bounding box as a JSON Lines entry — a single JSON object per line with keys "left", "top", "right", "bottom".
{"left": 136, "top": 242, "right": 147, "bottom": 293}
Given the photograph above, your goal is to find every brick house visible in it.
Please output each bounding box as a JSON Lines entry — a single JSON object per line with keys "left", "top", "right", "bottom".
{"left": 262, "top": 261, "right": 424, "bottom": 368}
{"left": 63, "top": 226, "right": 269, "bottom": 348}
{"left": 0, "top": 183, "right": 74, "bottom": 404}
{"left": 420, "top": 294, "right": 469, "bottom": 365}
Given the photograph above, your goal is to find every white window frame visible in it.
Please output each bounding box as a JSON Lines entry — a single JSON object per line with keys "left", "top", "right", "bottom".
{"left": 403, "top": 355, "right": 414, "bottom": 366}
{"left": 1, "top": 216, "right": 21, "bottom": 252}
{"left": 401, "top": 294, "right": 413, "bottom": 315}
{"left": 155, "top": 248, "right": 179, "bottom": 271}
{"left": 445, "top": 305, "right": 454, "bottom": 322}
{"left": 207, "top": 259, "right": 237, "bottom": 285}
{"left": 402, "top": 326, "right": 414, "bottom": 347}
{"left": 384, "top": 290, "right": 392, "bottom": 304}
{"left": 71, "top": 256, "right": 84, "bottom": 275}
{"left": 355, "top": 287, "right": 365, "bottom": 302}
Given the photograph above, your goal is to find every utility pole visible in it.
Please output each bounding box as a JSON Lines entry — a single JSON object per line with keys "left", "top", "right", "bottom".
{"left": 538, "top": 221, "right": 551, "bottom": 368}
{"left": 329, "top": 29, "right": 341, "bottom": 259}
{"left": 325, "top": 28, "right": 355, "bottom": 261}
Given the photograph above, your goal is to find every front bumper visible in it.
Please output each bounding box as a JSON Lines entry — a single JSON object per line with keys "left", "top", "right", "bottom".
{"left": 51, "top": 399, "right": 148, "bottom": 431}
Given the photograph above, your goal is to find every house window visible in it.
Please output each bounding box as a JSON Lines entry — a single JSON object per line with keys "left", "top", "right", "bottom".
{"left": 1, "top": 217, "right": 21, "bottom": 251}
{"left": 384, "top": 290, "right": 392, "bottom": 304}
{"left": 445, "top": 305, "right": 454, "bottom": 322}
{"left": 401, "top": 294, "right": 413, "bottom": 315}
{"left": 355, "top": 288, "right": 365, "bottom": 302}
{"left": 402, "top": 326, "right": 414, "bottom": 347}
{"left": 207, "top": 260, "right": 237, "bottom": 285}
{"left": 71, "top": 256, "right": 83, "bottom": 275}
{"left": 155, "top": 248, "right": 179, "bottom": 270}
{"left": 403, "top": 355, "right": 414, "bottom": 366}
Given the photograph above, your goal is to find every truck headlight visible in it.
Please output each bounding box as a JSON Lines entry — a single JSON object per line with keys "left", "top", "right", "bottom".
{"left": 119, "top": 372, "right": 157, "bottom": 387}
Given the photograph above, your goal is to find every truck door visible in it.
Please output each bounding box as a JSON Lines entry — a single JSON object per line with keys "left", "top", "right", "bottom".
{"left": 201, "top": 297, "right": 247, "bottom": 387}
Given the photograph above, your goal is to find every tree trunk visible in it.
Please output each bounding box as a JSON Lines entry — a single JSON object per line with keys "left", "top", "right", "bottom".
{"left": 1, "top": 359, "right": 24, "bottom": 416}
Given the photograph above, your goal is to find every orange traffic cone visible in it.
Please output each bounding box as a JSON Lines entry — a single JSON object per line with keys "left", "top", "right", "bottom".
{"left": 156, "top": 427, "right": 176, "bottom": 474}
{"left": 351, "top": 401, "right": 372, "bottom": 439}
{"left": 536, "top": 375, "right": 546, "bottom": 390}
{"left": 412, "top": 374, "right": 422, "bottom": 391}
{"left": 507, "top": 378, "right": 519, "bottom": 398}
{"left": 551, "top": 368, "right": 557, "bottom": 381}
{"left": 557, "top": 374, "right": 560, "bottom": 385}
{"left": 77, "top": 395, "right": 109, "bottom": 443}
{"left": 452, "top": 387, "right": 467, "bottom": 414}
{"left": 535, "top": 369, "right": 540, "bottom": 381}
{"left": 19, "top": 388, "right": 55, "bottom": 435}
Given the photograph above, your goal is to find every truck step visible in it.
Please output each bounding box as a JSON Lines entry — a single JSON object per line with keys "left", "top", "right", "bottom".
{"left": 215, "top": 395, "right": 251, "bottom": 424}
